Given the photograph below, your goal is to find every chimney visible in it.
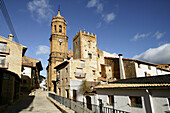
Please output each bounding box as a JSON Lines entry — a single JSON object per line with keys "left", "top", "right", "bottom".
{"left": 8, "top": 34, "right": 14, "bottom": 41}
{"left": 118, "top": 54, "right": 126, "bottom": 79}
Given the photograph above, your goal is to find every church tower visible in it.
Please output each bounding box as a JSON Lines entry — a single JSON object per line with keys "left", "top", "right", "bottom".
{"left": 47, "top": 8, "right": 68, "bottom": 91}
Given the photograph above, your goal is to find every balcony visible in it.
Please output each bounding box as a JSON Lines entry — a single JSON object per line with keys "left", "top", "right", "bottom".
{"left": 75, "top": 72, "right": 86, "bottom": 79}
{"left": 0, "top": 62, "right": 9, "bottom": 69}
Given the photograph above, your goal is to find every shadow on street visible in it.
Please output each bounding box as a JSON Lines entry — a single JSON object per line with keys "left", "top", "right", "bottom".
{"left": 2, "top": 93, "right": 35, "bottom": 113}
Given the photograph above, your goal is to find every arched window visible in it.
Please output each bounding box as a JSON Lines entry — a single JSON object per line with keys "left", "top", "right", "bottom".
{"left": 59, "top": 25, "right": 62, "bottom": 33}
{"left": 54, "top": 25, "right": 56, "bottom": 32}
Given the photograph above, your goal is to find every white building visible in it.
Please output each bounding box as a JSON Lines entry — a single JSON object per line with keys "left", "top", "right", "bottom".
{"left": 95, "top": 75, "right": 170, "bottom": 113}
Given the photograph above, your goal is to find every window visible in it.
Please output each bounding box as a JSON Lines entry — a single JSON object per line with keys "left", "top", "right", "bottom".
{"left": 66, "top": 68, "right": 68, "bottom": 73}
{"left": 66, "top": 89, "right": 69, "bottom": 98}
{"left": 129, "top": 96, "right": 142, "bottom": 108}
{"left": 92, "top": 70, "right": 95, "bottom": 75}
{"left": 138, "top": 63, "right": 141, "bottom": 68}
{"left": 0, "top": 42, "right": 7, "bottom": 52}
{"left": 65, "top": 78, "right": 68, "bottom": 82}
{"left": 88, "top": 41, "right": 91, "bottom": 45}
{"left": 148, "top": 66, "right": 151, "bottom": 70}
{"left": 108, "top": 95, "right": 114, "bottom": 105}
{"left": 98, "top": 54, "right": 100, "bottom": 58}
{"left": 88, "top": 41, "right": 91, "bottom": 48}
{"left": 88, "top": 53, "right": 92, "bottom": 59}
{"left": 59, "top": 25, "right": 62, "bottom": 33}
{"left": 0, "top": 56, "right": 5, "bottom": 67}
{"left": 80, "top": 61, "right": 85, "bottom": 68}
{"left": 54, "top": 25, "right": 56, "bottom": 32}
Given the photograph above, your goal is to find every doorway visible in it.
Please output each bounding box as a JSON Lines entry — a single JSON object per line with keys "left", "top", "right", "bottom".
{"left": 86, "top": 96, "right": 92, "bottom": 110}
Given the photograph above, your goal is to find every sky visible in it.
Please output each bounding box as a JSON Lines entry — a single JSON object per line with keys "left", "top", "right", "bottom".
{"left": 0, "top": 0, "right": 170, "bottom": 77}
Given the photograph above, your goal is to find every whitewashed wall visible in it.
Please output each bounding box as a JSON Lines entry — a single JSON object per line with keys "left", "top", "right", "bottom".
{"left": 22, "top": 66, "right": 32, "bottom": 78}
{"left": 96, "top": 89, "right": 170, "bottom": 113}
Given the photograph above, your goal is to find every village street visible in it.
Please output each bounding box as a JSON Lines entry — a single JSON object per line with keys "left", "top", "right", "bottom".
{"left": 3, "top": 89, "right": 61, "bottom": 113}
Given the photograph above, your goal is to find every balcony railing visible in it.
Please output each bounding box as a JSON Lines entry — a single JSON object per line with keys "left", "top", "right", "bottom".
{"left": 75, "top": 72, "right": 86, "bottom": 78}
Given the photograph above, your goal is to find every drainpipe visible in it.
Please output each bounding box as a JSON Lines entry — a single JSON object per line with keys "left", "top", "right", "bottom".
{"left": 118, "top": 54, "right": 125, "bottom": 79}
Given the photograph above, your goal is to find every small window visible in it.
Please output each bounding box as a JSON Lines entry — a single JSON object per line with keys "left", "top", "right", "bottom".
{"left": 0, "top": 56, "right": 6, "bottom": 67}
{"left": 129, "top": 96, "right": 142, "bottom": 108}
{"left": 65, "top": 78, "right": 68, "bottom": 82}
{"left": 138, "top": 63, "right": 141, "bottom": 68}
{"left": 88, "top": 53, "right": 92, "bottom": 59}
{"left": 54, "top": 25, "right": 57, "bottom": 32}
{"left": 59, "top": 25, "right": 62, "bottom": 33}
{"left": 0, "top": 42, "right": 7, "bottom": 52}
{"left": 92, "top": 70, "right": 95, "bottom": 75}
{"left": 108, "top": 95, "right": 114, "bottom": 105}
{"left": 88, "top": 41, "right": 91, "bottom": 45}
{"left": 148, "top": 66, "right": 151, "bottom": 70}
{"left": 80, "top": 61, "right": 85, "bottom": 68}
{"left": 98, "top": 54, "right": 100, "bottom": 58}
{"left": 66, "top": 68, "right": 68, "bottom": 73}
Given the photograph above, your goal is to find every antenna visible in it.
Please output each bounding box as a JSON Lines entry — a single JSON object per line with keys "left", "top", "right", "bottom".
{"left": 58, "top": 4, "right": 60, "bottom": 11}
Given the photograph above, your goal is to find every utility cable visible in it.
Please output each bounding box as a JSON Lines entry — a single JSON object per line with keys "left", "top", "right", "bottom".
{"left": 0, "top": 0, "right": 19, "bottom": 43}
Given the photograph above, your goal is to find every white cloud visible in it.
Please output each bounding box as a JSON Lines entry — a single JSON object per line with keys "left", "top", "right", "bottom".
{"left": 36, "top": 45, "right": 50, "bottom": 55}
{"left": 87, "top": 0, "right": 103, "bottom": 13}
{"left": 133, "top": 43, "right": 170, "bottom": 63}
{"left": 132, "top": 33, "right": 151, "bottom": 41}
{"left": 28, "top": 0, "right": 54, "bottom": 23}
{"left": 97, "top": 3, "right": 103, "bottom": 12}
{"left": 104, "top": 12, "right": 116, "bottom": 23}
{"left": 132, "top": 31, "right": 166, "bottom": 41}
{"left": 153, "top": 31, "right": 166, "bottom": 40}
{"left": 87, "top": 0, "right": 98, "bottom": 8}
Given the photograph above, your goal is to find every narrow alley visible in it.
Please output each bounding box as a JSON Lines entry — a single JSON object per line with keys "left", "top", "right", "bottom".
{"left": 3, "top": 89, "right": 61, "bottom": 113}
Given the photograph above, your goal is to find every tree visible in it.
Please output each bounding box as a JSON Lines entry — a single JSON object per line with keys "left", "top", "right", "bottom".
{"left": 79, "top": 80, "right": 92, "bottom": 113}
{"left": 79, "top": 80, "right": 91, "bottom": 95}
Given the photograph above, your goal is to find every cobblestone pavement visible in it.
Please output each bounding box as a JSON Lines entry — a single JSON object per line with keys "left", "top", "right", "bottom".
{"left": 3, "top": 89, "right": 61, "bottom": 113}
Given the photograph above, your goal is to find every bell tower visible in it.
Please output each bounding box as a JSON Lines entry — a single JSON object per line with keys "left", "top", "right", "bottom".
{"left": 47, "top": 8, "right": 68, "bottom": 91}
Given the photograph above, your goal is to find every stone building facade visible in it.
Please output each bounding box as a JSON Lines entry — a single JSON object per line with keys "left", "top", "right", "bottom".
{"left": 47, "top": 9, "right": 170, "bottom": 111}
{"left": 0, "top": 34, "right": 27, "bottom": 105}
{"left": 21, "top": 56, "right": 43, "bottom": 93}
{"left": 47, "top": 9, "right": 68, "bottom": 91}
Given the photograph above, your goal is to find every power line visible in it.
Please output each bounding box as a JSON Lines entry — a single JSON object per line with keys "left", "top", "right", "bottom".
{"left": 0, "top": 0, "right": 19, "bottom": 43}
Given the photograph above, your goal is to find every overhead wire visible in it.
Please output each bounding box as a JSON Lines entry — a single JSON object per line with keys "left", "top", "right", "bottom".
{"left": 0, "top": 0, "right": 19, "bottom": 43}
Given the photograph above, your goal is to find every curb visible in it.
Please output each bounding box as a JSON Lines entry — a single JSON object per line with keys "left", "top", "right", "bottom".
{"left": 47, "top": 96, "right": 75, "bottom": 113}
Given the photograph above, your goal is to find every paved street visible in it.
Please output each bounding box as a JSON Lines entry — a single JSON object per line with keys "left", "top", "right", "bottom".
{"left": 3, "top": 89, "right": 61, "bottom": 113}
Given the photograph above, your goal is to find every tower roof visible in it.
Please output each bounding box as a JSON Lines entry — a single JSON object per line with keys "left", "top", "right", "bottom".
{"left": 52, "top": 6, "right": 66, "bottom": 23}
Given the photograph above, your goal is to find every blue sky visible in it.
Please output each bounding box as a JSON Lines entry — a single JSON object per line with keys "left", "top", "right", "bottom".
{"left": 0, "top": 0, "right": 170, "bottom": 77}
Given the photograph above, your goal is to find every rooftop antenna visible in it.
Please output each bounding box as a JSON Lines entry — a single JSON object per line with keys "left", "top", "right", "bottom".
{"left": 58, "top": 4, "right": 60, "bottom": 12}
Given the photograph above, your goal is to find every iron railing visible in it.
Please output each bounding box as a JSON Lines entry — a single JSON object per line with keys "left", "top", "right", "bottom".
{"left": 48, "top": 92, "right": 129, "bottom": 113}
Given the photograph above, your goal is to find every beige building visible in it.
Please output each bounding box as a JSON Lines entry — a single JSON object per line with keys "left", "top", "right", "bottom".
{"left": 0, "top": 34, "right": 27, "bottom": 105}
{"left": 47, "top": 9, "right": 170, "bottom": 112}
{"left": 21, "top": 56, "right": 43, "bottom": 93}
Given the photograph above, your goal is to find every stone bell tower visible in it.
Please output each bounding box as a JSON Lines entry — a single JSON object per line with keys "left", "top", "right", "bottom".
{"left": 47, "top": 8, "right": 68, "bottom": 91}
